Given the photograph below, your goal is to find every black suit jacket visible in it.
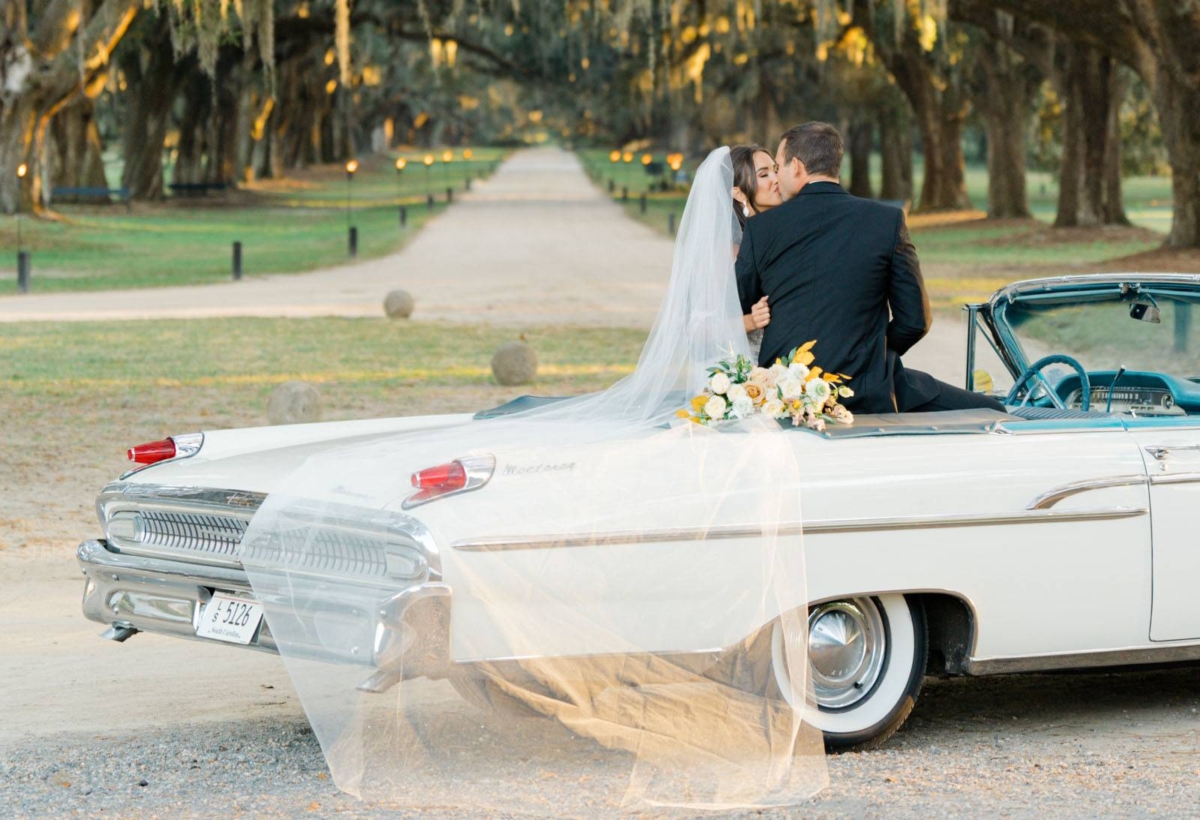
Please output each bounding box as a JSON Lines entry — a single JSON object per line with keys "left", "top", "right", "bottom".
{"left": 735, "top": 182, "right": 936, "bottom": 414}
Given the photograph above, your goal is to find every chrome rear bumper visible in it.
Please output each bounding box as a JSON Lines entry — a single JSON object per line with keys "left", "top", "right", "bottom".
{"left": 77, "top": 539, "right": 452, "bottom": 684}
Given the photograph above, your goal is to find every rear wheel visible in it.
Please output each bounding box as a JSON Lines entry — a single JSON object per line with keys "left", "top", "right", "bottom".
{"left": 772, "top": 594, "right": 927, "bottom": 752}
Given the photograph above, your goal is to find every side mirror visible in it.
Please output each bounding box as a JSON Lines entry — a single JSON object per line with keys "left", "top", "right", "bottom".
{"left": 1130, "top": 302, "right": 1162, "bottom": 323}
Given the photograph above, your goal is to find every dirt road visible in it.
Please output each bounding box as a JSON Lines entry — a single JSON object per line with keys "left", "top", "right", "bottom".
{"left": 4, "top": 546, "right": 1198, "bottom": 816}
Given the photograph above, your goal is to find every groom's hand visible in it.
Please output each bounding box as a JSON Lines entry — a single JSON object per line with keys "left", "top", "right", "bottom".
{"left": 750, "top": 296, "right": 771, "bottom": 329}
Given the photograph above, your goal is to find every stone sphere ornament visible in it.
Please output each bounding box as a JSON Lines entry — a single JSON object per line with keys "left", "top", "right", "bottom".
{"left": 491, "top": 341, "right": 538, "bottom": 386}
{"left": 383, "top": 289, "right": 415, "bottom": 319}
{"left": 268, "top": 380, "right": 322, "bottom": 425}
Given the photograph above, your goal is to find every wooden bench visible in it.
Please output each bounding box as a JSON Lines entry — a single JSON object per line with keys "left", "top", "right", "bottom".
{"left": 51, "top": 186, "right": 131, "bottom": 212}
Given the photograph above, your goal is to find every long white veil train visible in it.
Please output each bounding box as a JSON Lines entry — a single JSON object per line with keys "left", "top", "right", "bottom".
{"left": 240, "top": 147, "right": 828, "bottom": 811}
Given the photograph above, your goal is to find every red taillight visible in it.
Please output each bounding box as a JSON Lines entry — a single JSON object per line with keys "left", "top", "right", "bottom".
{"left": 127, "top": 439, "right": 177, "bottom": 465}
{"left": 411, "top": 461, "right": 467, "bottom": 491}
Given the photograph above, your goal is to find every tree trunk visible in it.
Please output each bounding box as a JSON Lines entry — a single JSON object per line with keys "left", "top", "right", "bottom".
{"left": 1153, "top": 72, "right": 1200, "bottom": 248}
{"left": 973, "top": 34, "right": 1039, "bottom": 219}
{"left": 0, "top": 0, "right": 141, "bottom": 214}
{"left": 848, "top": 116, "right": 874, "bottom": 198}
{"left": 878, "top": 95, "right": 914, "bottom": 203}
{"left": 48, "top": 100, "right": 108, "bottom": 190}
{"left": 886, "top": 32, "right": 972, "bottom": 212}
{"left": 1053, "top": 41, "right": 1127, "bottom": 227}
{"left": 173, "top": 71, "right": 210, "bottom": 186}
{"left": 119, "top": 19, "right": 177, "bottom": 200}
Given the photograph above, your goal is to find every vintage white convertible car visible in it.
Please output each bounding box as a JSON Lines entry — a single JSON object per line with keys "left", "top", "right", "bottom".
{"left": 78, "top": 273, "right": 1200, "bottom": 750}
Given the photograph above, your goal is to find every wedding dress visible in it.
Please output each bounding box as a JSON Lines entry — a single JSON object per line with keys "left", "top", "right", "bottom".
{"left": 239, "top": 147, "right": 826, "bottom": 811}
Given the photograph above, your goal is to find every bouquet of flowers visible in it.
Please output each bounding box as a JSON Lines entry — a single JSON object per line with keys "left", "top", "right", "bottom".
{"left": 678, "top": 341, "right": 855, "bottom": 431}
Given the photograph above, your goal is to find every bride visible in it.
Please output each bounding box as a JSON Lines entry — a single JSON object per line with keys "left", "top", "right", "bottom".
{"left": 731, "top": 144, "right": 783, "bottom": 361}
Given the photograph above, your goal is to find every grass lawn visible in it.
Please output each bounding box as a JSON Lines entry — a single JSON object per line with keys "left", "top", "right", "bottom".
{"left": 0, "top": 318, "right": 645, "bottom": 551}
{"left": 0, "top": 148, "right": 506, "bottom": 296}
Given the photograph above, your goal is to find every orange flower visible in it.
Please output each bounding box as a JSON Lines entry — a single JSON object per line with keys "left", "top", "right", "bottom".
{"left": 744, "top": 382, "right": 764, "bottom": 403}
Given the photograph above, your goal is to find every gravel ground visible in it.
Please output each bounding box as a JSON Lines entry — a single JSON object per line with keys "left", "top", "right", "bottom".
{"left": 3, "top": 664, "right": 1197, "bottom": 818}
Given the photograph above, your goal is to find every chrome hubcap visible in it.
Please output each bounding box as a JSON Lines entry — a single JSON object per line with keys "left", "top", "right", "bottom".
{"left": 807, "top": 598, "right": 885, "bottom": 709}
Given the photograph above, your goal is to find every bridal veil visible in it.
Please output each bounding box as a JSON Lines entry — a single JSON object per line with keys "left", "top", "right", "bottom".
{"left": 240, "top": 147, "right": 828, "bottom": 811}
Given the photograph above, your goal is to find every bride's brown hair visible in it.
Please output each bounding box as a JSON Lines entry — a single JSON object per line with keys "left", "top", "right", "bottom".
{"left": 730, "top": 144, "right": 766, "bottom": 229}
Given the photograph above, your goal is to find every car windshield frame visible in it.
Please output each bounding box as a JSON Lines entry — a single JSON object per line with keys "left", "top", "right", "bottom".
{"left": 986, "top": 274, "right": 1200, "bottom": 380}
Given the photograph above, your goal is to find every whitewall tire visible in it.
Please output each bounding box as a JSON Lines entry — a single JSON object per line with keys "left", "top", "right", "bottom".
{"left": 772, "top": 594, "right": 927, "bottom": 751}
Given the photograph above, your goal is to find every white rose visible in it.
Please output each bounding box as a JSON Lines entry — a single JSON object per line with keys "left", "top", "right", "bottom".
{"left": 831, "top": 404, "right": 854, "bottom": 424}
{"left": 709, "top": 372, "right": 731, "bottom": 394}
{"left": 726, "top": 383, "right": 748, "bottom": 403}
{"left": 779, "top": 375, "right": 804, "bottom": 400}
{"left": 805, "top": 378, "right": 832, "bottom": 409}
{"left": 767, "top": 363, "right": 788, "bottom": 385}
{"left": 748, "top": 367, "right": 771, "bottom": 386}
{"left": 731, "top": 396, "right": 755, "bottom": 418}
{"left": 762, "top": 398, "right": 786, "bottom": 418}
{"left": 787, "top": 362, "right": 810, "bottom": 381}
{"left": 704, "top": 394, "right": 728, "bottom": 420}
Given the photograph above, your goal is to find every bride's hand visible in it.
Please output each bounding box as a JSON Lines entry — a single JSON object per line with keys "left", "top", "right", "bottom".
{"left": 750, "top": 296, "right": 770, "bottom": 329}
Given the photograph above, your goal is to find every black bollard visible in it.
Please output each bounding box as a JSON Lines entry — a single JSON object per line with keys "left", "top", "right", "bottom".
{"left": 399, "top": 205, "right": 408, "bottom": 227}
{"left": 465, "top": 177, "right": 472, "bottom": 191}
{"left": 232, "top": 241, "right": 243, "bottom": 280}
{"left": 639, "top": 193, "right": 647, "bottom": 214}
{"left": 16, "top": 251, "right": 30, "bottom": 294}
{"left": 427, "top": 193, "right": 435, "bottom": 210}
{"left": 621, "top": 186, "right": 628, "bottom": 202}
{"left": 349, "top": 226, "right": 358, "bottom": 257}
{"left": 668, "top": 212, "right": 676, "bottom": 235}
{"left": 446, "top": 187, "right": 454, "bottom": 203}
{"left": 608, "top": 179, "right": 615, "bottom": 193}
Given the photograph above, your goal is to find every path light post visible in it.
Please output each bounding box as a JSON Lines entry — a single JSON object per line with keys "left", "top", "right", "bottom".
{"left": 609, "top": 149, "right": 620, "bottom": 189}
{"left": 441, "top": 149, "right": 453, "bottom": 202}
{"left": 462, "top": 148, "right": 474, "bottom": 186}
{"left": 15, "top": 162, "right": 29, "bottom": 293}
{"left": 394, "top": 157, "right": 407, "bottom": 227}
{"left": 345, "top": 159, "right": 359, "bottom": 257}
{"left": 423, "top": 154, "right": 434, "bottom": 209}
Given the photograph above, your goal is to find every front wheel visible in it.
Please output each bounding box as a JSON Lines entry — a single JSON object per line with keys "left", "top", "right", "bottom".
{"left": 772, "top": 594, "right": 927, "bottom": 752}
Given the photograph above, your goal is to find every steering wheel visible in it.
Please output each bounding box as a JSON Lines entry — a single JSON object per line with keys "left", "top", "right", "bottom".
{"left": 1005, "top": 354, "right": 1091, "bottom": 411}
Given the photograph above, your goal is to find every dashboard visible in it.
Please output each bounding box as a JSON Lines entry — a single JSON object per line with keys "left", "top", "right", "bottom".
{"left": 1056, "top": 371, "right": 1200, "bottom": 416}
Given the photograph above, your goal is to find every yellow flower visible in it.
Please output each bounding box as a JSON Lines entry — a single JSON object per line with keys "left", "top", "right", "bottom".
{"left": 806, "top": 366, "right": 823, "bottom": 382}
{"left": 690, "top": 394, "right": 708, "bottom": 410}
{"left": 822, "top": 372, "right": 841, "bottom": 383}
{"left": 744, "top": 382, "right": 764, "bottom": 403}
{"left": 676, "top": 408, "right": 690, "bottom": 418}
{"left": 795, "top": 351, "right": 815, "bottom": 366}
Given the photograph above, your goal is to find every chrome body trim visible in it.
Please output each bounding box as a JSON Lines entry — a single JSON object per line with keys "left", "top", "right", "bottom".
{"left": 1144, "top": 443, "right": 1200, "bottom": 460}
{"left": 451, "top": 506, "right": 1148, "bottom": 552}
{"left": 1026, "top": 474, "right": 1148, "bottom": 510}
{"left": 966, "top": 642, "right": 1200, "bottom": 675}
{"left": 1149, "top": 472, "right": 1200, "bottom": 486}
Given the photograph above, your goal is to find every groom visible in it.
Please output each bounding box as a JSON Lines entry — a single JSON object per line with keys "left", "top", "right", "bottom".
{"left": 735, "top": 121, "right": 1004, "bottom": 415}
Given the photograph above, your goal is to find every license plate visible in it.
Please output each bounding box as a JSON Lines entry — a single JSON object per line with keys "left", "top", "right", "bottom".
{"left": 196, "top": 592, "right": 264, "bottom": 645}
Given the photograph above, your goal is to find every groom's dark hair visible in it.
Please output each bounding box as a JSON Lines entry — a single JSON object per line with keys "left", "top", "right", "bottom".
{"left": 780, "top": 122, "right": 843, "bottom": 178}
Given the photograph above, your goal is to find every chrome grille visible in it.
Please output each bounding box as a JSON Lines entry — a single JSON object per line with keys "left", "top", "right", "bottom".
{"left": 98, "top": 483, "right": 436, "bottom": 582}
{"left": 241, "top": 529, "right": 391, "bottom": 577}
{"left": 135, "top": 510, "right": 248, "bottom": 559}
